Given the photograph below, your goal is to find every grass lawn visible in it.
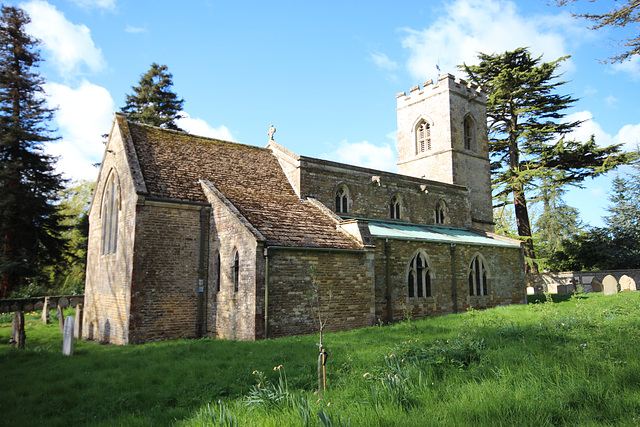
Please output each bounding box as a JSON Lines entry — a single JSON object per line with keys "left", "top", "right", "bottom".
{"left": 1, "top": 292, "right": 639, "bottom": 426}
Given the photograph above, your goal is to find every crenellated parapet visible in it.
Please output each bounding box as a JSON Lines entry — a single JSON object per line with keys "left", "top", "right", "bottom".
{"left": 396, "top": 73, "right": 485, "bottom": 107}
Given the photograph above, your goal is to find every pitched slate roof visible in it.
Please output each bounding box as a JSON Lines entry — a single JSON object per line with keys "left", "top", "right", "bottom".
{"left": 123, "top": 119, "right": 362, "bottom": 250}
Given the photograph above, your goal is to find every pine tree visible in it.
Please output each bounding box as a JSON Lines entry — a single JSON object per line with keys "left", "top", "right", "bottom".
{"left": 461, "top": 48, "right": 633, "bottom": 273}
{"left": 555, "top": 0, "right": 640, "bottom": 63}
{"left": 0, "top": 6, "right": 66, "bottom": 298}
{"left": 120, "top": 63, "right": 185, "bottom": 130}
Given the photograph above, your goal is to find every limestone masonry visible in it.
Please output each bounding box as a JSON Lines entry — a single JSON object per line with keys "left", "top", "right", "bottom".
{"left": 83, "top": 73, "right": 525, "bottom": 345}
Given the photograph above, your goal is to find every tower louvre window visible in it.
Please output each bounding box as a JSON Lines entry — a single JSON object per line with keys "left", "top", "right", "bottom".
{"left": 464, "top": 115, "right": 473, "bottom": 150}
{"left": 416, "top": 120, "right": 431, "bottom": 153}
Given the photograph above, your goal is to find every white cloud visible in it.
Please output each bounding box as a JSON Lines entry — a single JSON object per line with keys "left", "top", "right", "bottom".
{"left": 21, "top": 0, "right": 106, "bottom": 78}
{"left": 68, "top": 0, "right": 116, "bottom": 10}
{"left": 400, "top": 0, "right": 580, "bottom": 81}
{"left": 322, "top": 140, "right": 397, "bottom": 172}
{"left": 370, "top": 52, "right": 398, "bottom": 71}
{"left": 44, "top": 80, "right": 114, "bottom": 181}
{"left": 125, "top": 25, "right": 147, "bottom": 34}
{"left": 609, "top": 56, "right": 640, "bottom": 80}
{"left": 177, "top": 113, "right": 234, "bottom": 141}
{"left": 604, "top": 95, "right": 618, "bottom": 108}
{"left": 564, "top": 111, "right": 640, "bottom": 151}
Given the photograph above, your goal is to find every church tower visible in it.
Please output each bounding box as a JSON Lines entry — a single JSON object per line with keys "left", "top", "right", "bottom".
{"left": 396, "top": 73, "right": 494, "bottom": 231}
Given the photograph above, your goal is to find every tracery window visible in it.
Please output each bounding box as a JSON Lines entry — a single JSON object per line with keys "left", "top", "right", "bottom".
{"left": 468, "top": 255, "right": 488, "bottom": 296}
{"left": 335, "top": 184, "right": 349, "bottom": 213}
{"left": 390, "top": 194, "right": 401, "bottom": 220}
{"left": 435, "top": 199, "right": 447, "bottom": 225}
{"left": 408, "top": 252, "right": 431, "bottom": 299}
{"left": 463, "top": 115, "right": 474, "bottom": 150}
{"left": 416, "top": 120, "right": 431, "bottom": 153}
{"left": 101, "top": 170, "right": 120, "bottom": 255}
{"left": 233, "top": 251, "right": 239, "bottom": 293}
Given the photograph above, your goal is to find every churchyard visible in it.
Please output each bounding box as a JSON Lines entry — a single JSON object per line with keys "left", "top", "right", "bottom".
{"left": 1, "top": 291, "right": 639, "bottom": 426}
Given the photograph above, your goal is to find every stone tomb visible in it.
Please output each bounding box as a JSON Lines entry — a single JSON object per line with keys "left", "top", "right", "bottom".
{"left": 619, "top": 275, "right": 637, "bottom": 292}
{"left": 62, "top": 316, "right": 74, "bottom": 356}
{"left": 602, "top": 275, "right": 618, "bottom": 295}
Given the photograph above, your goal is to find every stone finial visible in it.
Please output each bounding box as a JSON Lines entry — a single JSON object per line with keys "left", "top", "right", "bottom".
{"left": 268, "top": 125, "right": 276, "bottom": 141}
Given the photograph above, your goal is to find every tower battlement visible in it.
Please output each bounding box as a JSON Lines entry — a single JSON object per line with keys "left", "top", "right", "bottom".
{"left": 396, "top": 73, "right": 485, "bottom": 107}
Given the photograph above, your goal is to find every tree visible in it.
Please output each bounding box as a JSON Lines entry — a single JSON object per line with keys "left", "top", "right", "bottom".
{"left": 44, "top": 180, "right": 93, "bottom": 295}
{"left": 120, "top": 63, "right": 185, "bottom": 130}
{"left": 548, "top": 160, "right": 640, "bottom": 271}
{"left": 0, "top": 6, "right": 66, "bottom": 298}
{"left": 533, "top": 182, "right": 584, "bottom": 267}
{"left": 555, "top": 0, "right": 640, "bottom": 63}
{"left": 461, "top": 48, "right": 632, "bottom": 273}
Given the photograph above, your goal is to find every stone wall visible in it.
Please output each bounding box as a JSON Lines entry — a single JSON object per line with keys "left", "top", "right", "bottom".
{"left": 205, "top": 186, "right": 261, "bottom": 341}
{"left": 528, "top": 269, "right": 640, "bottom": 294}
{"left": 128, "top": 200, "right": 205, "bottom": 344}
{"left": 373, "top": 238, "right": 525, "bottom": 322}
{"left": 265, "top": 248, "right": 375, "bottom": 338}
{"left": 83, "top": 125, "right": 138, "bottom": 345}
{"left": 396, "top": 74, "right": 493, "bottom": 231}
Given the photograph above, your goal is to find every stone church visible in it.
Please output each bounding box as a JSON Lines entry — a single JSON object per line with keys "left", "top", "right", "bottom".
{"left": 83, "top": 73, "right": 525, "bottom": 345}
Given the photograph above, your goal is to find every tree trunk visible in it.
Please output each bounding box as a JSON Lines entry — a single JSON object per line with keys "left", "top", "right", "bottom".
{"left": 513, "top": 186, "right": 539, "bottom": 274}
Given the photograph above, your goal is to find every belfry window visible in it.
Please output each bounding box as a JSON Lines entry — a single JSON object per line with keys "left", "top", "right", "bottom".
{"left": 464, "top": 115, "right": 474, "bottom": 150}
{"left": 215, "top": 252, "right": 221, "bottom": 292}
{"left": 435, "top": 199, "right": 447, "bottom": 225}
{"left": 416, "top": 120, "right": 431, "bottom": 153}
{"left": 335, "top": 184, "right": 349, "bottom": 213}
{"left": 101, "top": 170, "right": 120, "bottom": 255}
{"left": 468, "top": 255, "right": 488, "bottom": 296}
{"left": 408, "top": 252, "right": 431, "bottom": 298}
{"left": 390, "top": 194, "right": 401, "bottom": 219}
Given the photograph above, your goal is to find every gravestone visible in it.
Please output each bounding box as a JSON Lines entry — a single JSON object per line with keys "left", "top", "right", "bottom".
{"left": 57, "top": 305, "right": 64, "bottom": 333}
{"left": 619, "top": 275, "right": 636, "bottom": 292}
{"left": 62, "top": 316, "right": 74, "bottom": 356}
{"left": 41, "top": 297, "right": 50, "bottom": 324}
{"left": 74, "top": 304, "right": 83, "bottom": 339}
{"left": 9, "top": 311, "right": 26, "bottom": 349}
{"left": 591, "top": 277, "right": 603, "bottom": 293}
{"left": 602, "top": 275, "right": 618, "bottom": 295}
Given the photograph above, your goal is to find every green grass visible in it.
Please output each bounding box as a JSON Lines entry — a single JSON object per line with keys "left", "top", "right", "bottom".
{"left": 1, "top": 293, "right": 639, "bottom": 426}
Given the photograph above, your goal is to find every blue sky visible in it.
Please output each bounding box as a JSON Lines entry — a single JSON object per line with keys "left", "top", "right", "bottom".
{"left": 8, "top": 0, "right": 640, "bottom": 228}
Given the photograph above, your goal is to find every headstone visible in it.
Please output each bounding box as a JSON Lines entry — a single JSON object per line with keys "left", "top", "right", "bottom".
{"left": 619, "top": 275, "right": 636, "bottom": 292}
{"left": 582, "top": 276, "right": 594, "bottom": 285}
{"left": 591, "top": 278, "right": 603, "bottom": 293}
{"left": 9, "top": 311, "right": 26, "bottom": 349}
{"left": 557, "top": 284, "right": 568, "bottom": 295}
{"left": 62, "top": 316, "right": 74, "bottom": 356}
{"left": 58, "top": 297, "right": 69, "bottom": 308}
{"left": 41, "top": 297, "right": 50, "bottom": 324}
{"left": 57, "top": 305, "right": 64, "bottom": 333}
{"left": 74, "top": 304, "right": 83, "bottom": 339}
{"left": 602, "top": 275, "right": 618, "bottom": 295}
{"left": 526, "top": 286, "right": 535, "bottom": 294}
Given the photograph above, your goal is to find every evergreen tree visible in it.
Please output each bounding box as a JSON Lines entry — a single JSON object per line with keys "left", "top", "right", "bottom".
{"left": 0, "top": 6, "right": 66, "bottom": 298}
{"left": 555, "top": 0, "right": 639, "bottom": 63}
{"left": 120, "top": 63, "right": 185, "bottom": 130}
{"left": 461, "top": 48, "right": 633, "bottom": 272}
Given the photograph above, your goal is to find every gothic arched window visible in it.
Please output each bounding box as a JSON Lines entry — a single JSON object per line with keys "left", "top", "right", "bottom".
{"left": 408, "top": 252, "right": 432, "bottom": 298}
{"left": 468, "top": 255, "right": 488, "bottom": 296}
{"left": 463, "top": 115, "right": 474, "bottom": 150}
{"left": 101, "top": 170, "right": 120, "bottom": 255}
{"left": 416, "top": 120, "right": 431, "bottom": 153}
{"left": 435, "top": 199, "right": 447, "bottom": 225}
{"left": 390, "top": 194, "right": 401, "bottom": 220}
{"left": 233, "top": 250, "right": 239, "bottom": 293}
{"left": 335, "top": 184, "right": 349, "bottom": 214}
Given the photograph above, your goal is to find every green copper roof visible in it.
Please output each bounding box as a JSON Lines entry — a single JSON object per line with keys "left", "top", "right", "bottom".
{"left": 368, "top": 220, "right": 521, "bottom": 248}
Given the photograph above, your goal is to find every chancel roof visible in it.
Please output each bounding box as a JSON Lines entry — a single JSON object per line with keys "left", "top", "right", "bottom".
{"left": 122, "top": 118, "right": 362, "bottom": 250}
